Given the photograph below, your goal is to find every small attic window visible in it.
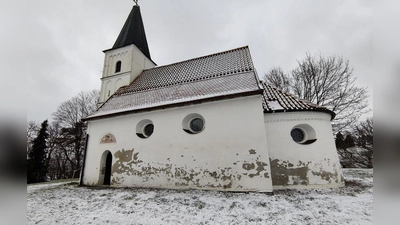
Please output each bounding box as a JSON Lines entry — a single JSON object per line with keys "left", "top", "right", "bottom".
{"left": 115, "top": 61, "right": 121, "bottom": 73}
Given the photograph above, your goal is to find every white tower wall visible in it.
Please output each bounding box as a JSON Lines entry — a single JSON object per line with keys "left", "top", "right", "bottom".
{"left": 98, "top": 44, "right": 156, "bottom": 107}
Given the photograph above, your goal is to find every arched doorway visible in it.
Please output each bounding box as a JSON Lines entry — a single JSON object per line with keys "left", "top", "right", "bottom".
{"left": 104, "top": 152, "right": 112, "bottom": 185}
{"left": 99, "top": 151, "right": 112, "bottom": 185}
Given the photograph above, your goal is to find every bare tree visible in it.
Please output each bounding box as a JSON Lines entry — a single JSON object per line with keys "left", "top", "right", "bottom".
{"left": 263, "top": 53, "right": 370, "bottom": 132}
{"left": 353, "top": 117, "right": 373, "bottom": 167}
{"left": 52, "top": 90, "right": 99, "bottom": 128}
{"left": 45, "top": 122, "right": 65, "bottom": 179}
{"left": 51, "top": 89, "right": 99, "bottom": 178}
{"left": 27, "top": 121, "right": 39, "bottom": 155}
{"left": 262, "top": 67, "right": 291, "bottom": 93}
{"left": 336, "top": 117, "right": 373, "bottom": 168}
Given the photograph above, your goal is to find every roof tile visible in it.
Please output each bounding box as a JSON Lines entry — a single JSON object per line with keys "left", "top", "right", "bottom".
{"left": 261, "top": 82, "right": 335, "bottom": 119}
{"left": 115, "top": 46, "right": 254, "bottom": 95}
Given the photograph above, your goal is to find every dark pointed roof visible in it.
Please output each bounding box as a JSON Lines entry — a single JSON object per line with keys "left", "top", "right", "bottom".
{"left": 109, "top": 5, "right": 151, "bottom": 60}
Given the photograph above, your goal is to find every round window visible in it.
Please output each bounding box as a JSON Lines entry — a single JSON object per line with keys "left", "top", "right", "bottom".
{"left": 182, "top": 113, "right": 205, "bottom": 134}
{"left": 190, "top": 118, "right": 204, "bottom": 133}
{"left": 136, "top": 119, "right": 154, "bottom": 139}
{"left": 291, "top": 128, "right": 305, "bottom": 143}
{"left": 143, "top": 124, "right": 154, "bottom": 137}
{"left": 290, "top": 124, "right": 317, "bottom": 145}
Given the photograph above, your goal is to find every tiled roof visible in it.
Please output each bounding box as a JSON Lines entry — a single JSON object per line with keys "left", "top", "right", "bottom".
{"left": 85, "top": 46, "right": 261, "bottom": 120}
{"left": 261, "top": 82, "right": 335, "bottom": 119}
{"left": 115, "top": 46, "right": 255, "bottom": 95}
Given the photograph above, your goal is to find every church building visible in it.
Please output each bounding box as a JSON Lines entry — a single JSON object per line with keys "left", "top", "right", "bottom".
{"left": 81, "top": 4, "right": 344, "bottom": 193}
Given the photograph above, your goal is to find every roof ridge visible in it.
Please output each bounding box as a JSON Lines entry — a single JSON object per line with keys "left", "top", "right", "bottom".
{"left": 143, "top": 45, "right": 251, "bottom": 72}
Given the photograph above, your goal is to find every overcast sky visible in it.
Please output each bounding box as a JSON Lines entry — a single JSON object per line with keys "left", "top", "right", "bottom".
{"left": 20, "top": 0, "right": 372, "bottom": 122}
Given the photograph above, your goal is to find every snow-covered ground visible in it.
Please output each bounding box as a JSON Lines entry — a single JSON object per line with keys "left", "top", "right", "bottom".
{"left": 27, "top": 169, "right": 372, "bottom": 225}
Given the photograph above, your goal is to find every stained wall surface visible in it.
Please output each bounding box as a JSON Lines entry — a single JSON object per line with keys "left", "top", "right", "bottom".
{"left": 83, "top": 95, "right": 273, "bottom": 192}
{"left": 264, "top": 111, "right": 344, "bottom": 189}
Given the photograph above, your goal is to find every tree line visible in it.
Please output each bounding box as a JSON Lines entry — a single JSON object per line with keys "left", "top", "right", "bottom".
{"left": 27, "top": 90, "right": 99, "bottom": 183}
{"left": 335, "top": 117, "right": 373, "bottom": 168}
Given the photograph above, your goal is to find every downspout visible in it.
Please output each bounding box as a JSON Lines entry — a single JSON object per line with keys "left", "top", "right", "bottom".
{"left": 79, "top": 133, "right": 89, "bottom": 186}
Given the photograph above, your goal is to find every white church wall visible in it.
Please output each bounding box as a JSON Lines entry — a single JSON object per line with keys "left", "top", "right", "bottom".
{"left": 264, "top": 111, "right": 344, "bottom": 189}
{"left": 83, "top": 95, "right": 273, "bottom": 192}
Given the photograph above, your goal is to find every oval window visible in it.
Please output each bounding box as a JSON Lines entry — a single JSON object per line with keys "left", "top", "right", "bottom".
{"left": 190, "top": 118, "right": 204, "bottom": 133}
{"left": 291, "top": 128, "right": 305, "bottom": 143}
{"left": 290, "top": 124, "right": 317, "bottom": 145}
{"left": 182, "top": 113, "right": 205, "bottom": 134}
{"left": 143, "top": 124, "right": 154, "bottom": 137}
{"left": 136, "top": 119, "right": 154, "bottom": 138}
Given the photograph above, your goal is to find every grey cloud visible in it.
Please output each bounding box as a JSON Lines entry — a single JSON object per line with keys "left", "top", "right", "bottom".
{"left": 11, "top": 0, "right": 373, "bottom": 122}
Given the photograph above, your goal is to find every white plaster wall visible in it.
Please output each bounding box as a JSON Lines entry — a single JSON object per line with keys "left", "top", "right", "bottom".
{"left": 114, "top": 78, "right": 124, "bottom": 92}
{"left": 100, "top": 75, "right": 130, "bottom": 104}
{"left": 264, "top": 111, "right": 344, "bottom": 189}
{"left": 83, "top": 95, "right": 273, "bottom": 192}
{"left": 102, "top": 45, "right": 132, "bottom": 78}
{"left": 130, "top": 44, "right": 156, "bottom": 83}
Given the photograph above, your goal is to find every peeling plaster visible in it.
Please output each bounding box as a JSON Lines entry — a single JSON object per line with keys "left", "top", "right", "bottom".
{"left": 270, "top": 159, "right": 309, "bottom": 186}
{"left": 239, "top": 152, "right": 270, "bottom": 179}
{"left": 112, "top": 176, "right": 124, "bottom": 185}
{"left": 270, "top": 158, "right": 343, "bottom": 186}
{"left": 248, "top": 162, "right": 270, "bottom": 178}
{"left": 311, "top": 170, "right": 339, "bottom": 183}
{"left": 110, "top": 148, "right": 252, "bottom": 189}
{"left": 108, "top": 148, "right": 272, "bottom": 190}
{"left": 112, "top": 148, "right": 143, "bottom": 176}
{"left": 249, "top": 149, "right": 257, "bottom": 155}
{"left": 242, "top": 163, "right": 256, "bottom": 171}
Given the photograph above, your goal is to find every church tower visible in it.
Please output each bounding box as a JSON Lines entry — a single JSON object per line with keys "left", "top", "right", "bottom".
{"left": 98, "top": 3, "right": 156, "bottom": 107}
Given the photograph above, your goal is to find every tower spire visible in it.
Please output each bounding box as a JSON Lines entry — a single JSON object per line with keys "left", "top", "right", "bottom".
{"left": 111, "top": 2, "right": 151, "bottom": 60}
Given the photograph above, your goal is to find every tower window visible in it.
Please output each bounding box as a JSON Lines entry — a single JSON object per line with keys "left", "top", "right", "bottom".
{"left": 115, "top": 61, "right": 122, "bottom": 73}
